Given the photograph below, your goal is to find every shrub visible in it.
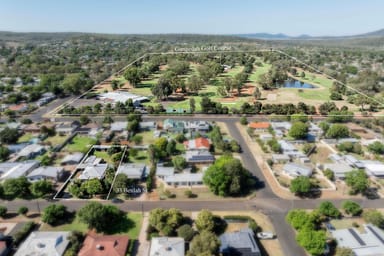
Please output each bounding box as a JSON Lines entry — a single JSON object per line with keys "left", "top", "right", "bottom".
{"left": 0, "top": 206, "right": 7, "bottom": 217}
{"left": 18, "top": 206, "right": 29, "bottom": 215}
{"left": 14, "top": 221, "right": 35, "bottom": 246}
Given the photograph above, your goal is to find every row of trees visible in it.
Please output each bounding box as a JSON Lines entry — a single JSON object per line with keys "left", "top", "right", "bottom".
{"left": 0, "top": 177, "right": 53, "bottom": 199}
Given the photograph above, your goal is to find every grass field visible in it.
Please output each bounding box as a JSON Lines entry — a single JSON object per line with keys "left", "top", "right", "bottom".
{"left": 94, "top": 150, "right": 114, "bottom": 164}
{"left": 130, "top": 150, "right": 149, "bottom": 164}
{"left": 44, "top": 134, "right": 68, "bottom": 145}
{"left": 249, "top": 63, "right": 272, "bottom": 83}
{"left": 64, "top": 136, "right": 96, "bottom": 153}
{"left": 17, "top": 133, "right": 34, "bottom": 143}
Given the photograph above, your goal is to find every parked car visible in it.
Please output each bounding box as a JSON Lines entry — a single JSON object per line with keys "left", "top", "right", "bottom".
{"left": 257, "top": 232, "right": 275, "bottom": 239}
{"left": 111, "top": 198, "right": 124, "bottom": 204}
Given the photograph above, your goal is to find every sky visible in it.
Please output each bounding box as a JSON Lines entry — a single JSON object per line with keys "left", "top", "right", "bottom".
{"left": 0, "top": 0, "right": 383, "bottom": 36}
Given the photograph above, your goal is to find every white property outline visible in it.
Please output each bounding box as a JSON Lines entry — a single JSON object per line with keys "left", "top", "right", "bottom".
{"left": 51, "top": 48, "right": 384, "bottom": 117}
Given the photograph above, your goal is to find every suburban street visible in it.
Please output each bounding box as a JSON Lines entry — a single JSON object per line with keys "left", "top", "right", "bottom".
{"left": 2, "top": 106, "right": 384, "bottom": 256}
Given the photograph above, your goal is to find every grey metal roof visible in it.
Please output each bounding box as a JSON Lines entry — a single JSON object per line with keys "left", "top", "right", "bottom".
{"left": 117, "top": 163, "right": 146, "bottom": 179}
{"left": 27, "top": 166, "right": 63, "bottom": 180}
{"left": 0, "top": 161, "right": 39, "bottom": 180}
{"left": 283, "top": 163, "right": 312, "bottom": 177}
{"left": 332, "top": 224, "right": 384, "bottom": 256}
{"left": 219, "top": 228, "right": 260, "bottom": 256}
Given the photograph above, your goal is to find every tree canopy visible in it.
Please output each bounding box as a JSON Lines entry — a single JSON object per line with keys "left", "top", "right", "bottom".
{"left": 188, "top": 230, "right": 220, "bottom": 256}
{"left": 290, "top": 176, "right": 312, "bottom": 196}
{"left": 203, "top": 155, "right": 254, "bottom": 196}
{"left": 288, "top": 122, "right": 309, "bottom": 140}
{"left": 345, "top": 169, "right": 369, "bottom": 195}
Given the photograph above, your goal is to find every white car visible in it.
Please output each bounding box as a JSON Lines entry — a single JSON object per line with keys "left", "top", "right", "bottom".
{"left": 257, "top": 232, "right": 275, "bottom": 239}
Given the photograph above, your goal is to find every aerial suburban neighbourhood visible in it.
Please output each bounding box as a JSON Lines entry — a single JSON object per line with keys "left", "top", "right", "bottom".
{"left": 1, "top": 1, "right": 384, "bottom": 256}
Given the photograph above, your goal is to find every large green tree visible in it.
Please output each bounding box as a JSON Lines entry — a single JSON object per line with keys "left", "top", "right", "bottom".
{"left": 30, "top": 180, "right": 53, "bottom": 198}
{"left": 318, "top": 201, "right": 341, "bottom": 218}
{"left": 123, "top": 66, "right": 142, "bottom": 87}
{"left": 203, "top": 155, "right": 253, "bottom": 196}
{"left": 2, "top": 177, "right": 31, "bottom": 199}
{"left": 342, "top": 200, "right": 362, "bottom": 216}
{"left": 363, "top": 209, "right": 384, "bottom": 228}
{"left": 148, "top": 208, "right": 183, "bottom": 236}
{"left": 77, "top": 202, "right": 123, "bottom": 232}
{"left": 188, "top": 230, "right": 220, "bottom": 256}
{"left": 195, "top": 210, "right": 215, "bottom": 232}
{"left": 296, "top": 228, "right": 326, "bottom": 256}
{"left": 326, "top": 124, "right": 349, "bottom": 139}
{"left": 290, "top": 176, "right": 312, "bottom": 196}
{"left": 345, "top": 170, "right": 369, "bottom": 195}
{"left": 41, "top": 204, "right": 67, "bottom": 225}
{"left": 289, "top": 122, "right": 309, "bottom": 140}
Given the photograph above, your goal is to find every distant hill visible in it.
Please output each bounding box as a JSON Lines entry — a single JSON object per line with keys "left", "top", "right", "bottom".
{"left": 236, "top": 28, "right": 384, "bottom": 40}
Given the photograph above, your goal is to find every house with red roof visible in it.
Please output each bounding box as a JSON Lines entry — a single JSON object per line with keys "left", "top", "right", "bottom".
{"left": 9, "top": 103, "right": 28, "bottom": 113}
{"left": 78, "top": 232, "right": 129, "bottom": 256}
{"left": 184, "top": 137, "right": 211, "bottom": 151}
{"left": 248, "top": 122, "right": 270, "bottom": 131}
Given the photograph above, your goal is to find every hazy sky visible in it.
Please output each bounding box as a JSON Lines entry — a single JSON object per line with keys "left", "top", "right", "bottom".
{"left": 1, "top": 0, "right": 383, "bottom": 36}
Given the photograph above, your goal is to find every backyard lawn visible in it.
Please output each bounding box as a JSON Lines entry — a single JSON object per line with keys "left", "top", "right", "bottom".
{"left": 44, "top": 134, "right": 68, "bottom": 145}
{"left": 94, "top": 150, "right": 114, "bottom": 164}
{"left": 64, "top": 136, "right": 96, "bottom": 153}
{"left": 17, "top": 133, "right": 34, "bottom": 143}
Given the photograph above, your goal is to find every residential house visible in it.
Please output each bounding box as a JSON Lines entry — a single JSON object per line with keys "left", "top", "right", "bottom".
{"left": 60, "top": 152, "right": 84, "bottom": 165}
{"left": 117, "top": 163, "right": 146, "bottom": 179}
{"left": 248, "top": 122, "right": 270, "bottom": 131}
{"left": 219, "top": 228, "right": 261, "bottom": 256}
{"left": 17, "top": 144, "right": 45, "bottom": 159}
{"left": 361, "top": 160, "right": 384, "bottom": 177}
{"left": 156, "top": 165, "right": 175, "bottom": 179}
{"left": 76, "top": 123, "right": 100, "bottom": 136}
{"left": 7, "top": 143, "right": 29, "bottom": 154}
{"left": 328, "top": 154, "right": 343, "bottom": 163}
{"left": 271, "top": 122, "right": 292, "bottom": 137}
{"left": 308, "top": 122, "right": 323, "bottom": 137}
{"left": 110, "top": 122, "right": 127, "bottom": 133}
{"left": 331, "top": 224, "right": 384, "bottom": 256}
{"left": 22, "top": 123, "right": 41, "bottom": 133}
{"left": 149, "top": 237, "right": 185, "bottom": 256}
{"left": 344, "top": 155, "right": 365, "bottom": 169}
{"left": 283, "top": 163, "right": 312, "bottom": 177}
{"left": 260, "top": 133, "right": 273, "bottom": 142}
{"left": 14, "top": 231, "right": 70, "bottom": 256}
{"left": 9, "top": 103, "right": 28, "bottom": 113}
{"left": 56, "top": 121, "right": 79, "bottom": 135}
{"left": 163, "top": 119, "right": 185, "bottom": 133}
{"left": 78, "top": 156, "right": 108, "bottom": 180}
{"left": 272, "top": 154, "right": 290, "bottom": 164}
{"left": 164, "top": 172, "right": 204, "bottom": 187}
{"left": 0, "top": 161, "right": 39, "bottom": 180}
{"left": 323, "top": 163, "right": 353, "bottom": 179}
{"left": 139, "top": 121, "right": 157, "bottom": 131}
{"left": 185, "top": 150, "right": 215, "bottom": 164}
{"left": 184, "top": 137, "right": 211, "bottom": 151}
{"left": 78, "top": 232, "right": 129, "bottom": 256}
{"left": 184, "top": 121, "right": 211, "bottom": 132}
{"left": 338, "top": 138, "right": 360, "bottom": 144}
{"left": 26, "top": 166, "right": 64, "bottom": 182}
{"left": 98, "top": 91, "right": 149, "bottom": 106}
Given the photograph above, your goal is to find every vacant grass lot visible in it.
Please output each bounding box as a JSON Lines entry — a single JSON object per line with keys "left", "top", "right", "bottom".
{"left": 17, "top": 133, "right": 34, "bottom": 143}
{"left": 64, "top": 136, "right": 96, "bottom": 153}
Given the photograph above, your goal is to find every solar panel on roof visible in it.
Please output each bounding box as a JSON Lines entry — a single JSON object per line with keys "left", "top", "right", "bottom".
{"left": 367, "top": 226, "right": 384, "bottom": 245}
{"left": 348, "top": 228, "right": 366, "bottom": 246}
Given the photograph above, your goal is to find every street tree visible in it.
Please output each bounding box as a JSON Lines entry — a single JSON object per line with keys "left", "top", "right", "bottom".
{"left": 345, "top": 170, "right": 369, "bottom": 195}
{"left": 203, "top": 155, "right": 254, "bottom": 197}
{"left": 289, "top": 122, "right": 309, "bottom": 139}
{"left": 318, "top": 201, "right": 341, "bottom": 218}
{"left": 30, "top": 180, "right": 53, "bottom": 198}
{"left": 290, "top": 176, "right": 312, "bottom": 196}
{"left": 42, "top": 204, "right": 67, "bottom": 225}
{"left": 326, "top": 124, "right": 350, "bottom": 139}
{"left": 195, "top": 210, "right": 215, "bottom": 232}
{"left": 342, "top": 200, "right": 362, "bottom": 216}
{"left": 77, "top": 202, "right": 123, "bottom": 232}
